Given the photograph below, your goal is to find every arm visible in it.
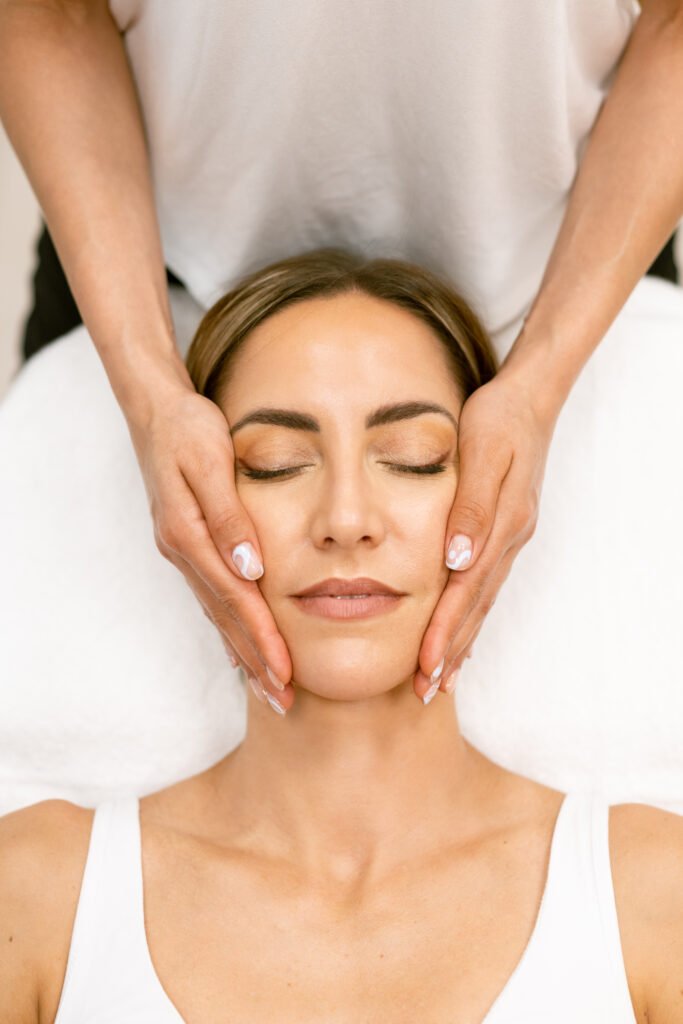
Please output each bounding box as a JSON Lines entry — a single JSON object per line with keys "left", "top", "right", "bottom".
{"left": 0, "top": 0, "right": 293, "bottom": 701}
{"left": 417, "top": 0, "right": 683, "bottom": 696}
{"left": 0, "top": 0, "right": 185, "bottom": 413}
{"left": 500, "top": 0, "right": 683, "bottom": 410}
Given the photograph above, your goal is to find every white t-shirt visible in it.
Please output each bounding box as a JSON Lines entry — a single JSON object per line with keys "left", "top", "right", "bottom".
{"left": 108, "top": 0, "right": 640, "bottom": 352}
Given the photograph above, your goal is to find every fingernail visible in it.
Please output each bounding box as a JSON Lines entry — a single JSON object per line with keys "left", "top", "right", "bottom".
{"left": 423, "top": 681, "right": 440, "bottom": 706}
{"left": 266, "top": 665, "right": 286, "bottom": 692}
{"left": 444, "top": 667, "right": 461, "bottom": 695}
{"left": 430, "top": 657, "right": 445, "bottom": 685}
{"left": 248, "top": 676, "right": 268, "bottom": 704}
{"left": 224, "top": 644, "right": 239, "bottom": 668}
{"left": 231, "top": 541, "right": 264, "bottom": 580}
{"left": 265, "top": 691, "right": 287, "bottom": 716}
{"left": 446, "top": 535, "right": 473, "bottom": 571}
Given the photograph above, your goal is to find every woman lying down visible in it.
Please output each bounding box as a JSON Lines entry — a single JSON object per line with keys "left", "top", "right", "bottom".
{"left": 2, "top": 248, "right": 682, "bottom": 1024}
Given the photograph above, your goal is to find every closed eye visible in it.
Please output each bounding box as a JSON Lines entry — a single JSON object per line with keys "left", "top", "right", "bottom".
{"left": 240, "top": 465, "right": 311, "bottom": 480}
{"left": 381, "top": 461, "right": 447, "bottom": 475}
{"left": 239, "top": 460, "right": 447, "bottom": 480}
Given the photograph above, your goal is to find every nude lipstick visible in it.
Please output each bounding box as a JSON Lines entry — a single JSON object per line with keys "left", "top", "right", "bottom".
{"left": 291, "top": 577, "right": 405, "bottom": 620}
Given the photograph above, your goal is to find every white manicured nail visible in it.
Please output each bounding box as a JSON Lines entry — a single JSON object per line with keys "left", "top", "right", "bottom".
{"left": 446, "top": 535, "right": 473, "bottom": 571}
{"left": 248, "top": 676, "right": 268, "bottom": 703}
{"left": 430, "top": 657, "right": 445, "bottom": 685}
{"left": 265, "top": 691, "right": 287, "bottom": 716}
{"left": 423, "top": 681, "right": 440, "bottom": 706}
{"left": 266, "top": 665, "right": 286, "bottom": 692}
{"left": 224, "top": 646, "right": 239, "bottom": 668}
{"left": 444, "top": 667, "right": 461, "bottom": 695}
{"left": 231, "top": 541, "right": 264, "bottom": 580}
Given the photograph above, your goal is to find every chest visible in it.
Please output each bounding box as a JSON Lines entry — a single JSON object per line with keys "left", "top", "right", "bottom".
{"left": 141, "top": 834, "right": 552, "bottom": 1024}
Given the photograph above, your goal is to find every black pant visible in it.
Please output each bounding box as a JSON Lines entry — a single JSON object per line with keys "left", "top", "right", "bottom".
{"left": 20, "top": 222, "right": 680, "bottom": 364}
{"left": 21, "top": 225, "right": 185, "bottom": 363}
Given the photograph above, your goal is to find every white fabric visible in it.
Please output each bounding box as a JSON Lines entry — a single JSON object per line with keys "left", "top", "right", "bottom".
{"left": 52, "top": 790, "right": 638, "bottom": 1022}
{"left": 107, "top": 0, "right": 640, "bottom": 349}
{"left": 1, "top": 277, "right": 682, "bottom": 817}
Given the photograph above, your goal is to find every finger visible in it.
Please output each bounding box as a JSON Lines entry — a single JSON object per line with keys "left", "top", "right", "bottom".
{"left": 424, "top": 460, "right": 538, "bottom": 681}
{"left": 179, "top": 448, "right": 266, "bottom": 583}
{"left": 418, "top": 545, "right": 501, "bottom": 685}
{"left": 440, "top": 610, "right": 487, "bottom": 686}
{"left": 438, "top": 542, "right": 520, "bottom": 686}
{"left": 414, "top": 658, "right": 469, "bottom": 703}
{"left": 220, "top": 636, "right": 240, "bottom": 668}
{"left": 444, "top": 435, "right": 512, "bottom": 573}
{"left": 154, "top": 470, "right": 292, "bottom": 684}
{"left": 414, "top": 606, "right": 487, "bottom": 705}
{"left": 173, "top": 548, "right": 295, "bottom": 712}
{"left": 429, "top": 623, "right": 482, "bottom": 698}
{"left": 412, "top": 617, "right": 476, "bottom": 704}
{"left": 166, "top": 544, "right": 264, "bottom": 678}
{"left": 166, "top": 535, "right": 292, "bottom": 691}
{"left": 414, "top": 666, "right": 439, "bottom": 704}
{"left": 179, "top": 474, "right": 294, "bottom": 717}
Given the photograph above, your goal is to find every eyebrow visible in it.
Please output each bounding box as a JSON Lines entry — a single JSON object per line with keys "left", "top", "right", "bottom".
{"left": 229, "top": 401, "right": 458, "bottom": 435}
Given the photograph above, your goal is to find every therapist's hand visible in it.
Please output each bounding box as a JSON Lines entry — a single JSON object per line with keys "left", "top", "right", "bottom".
{"left": 127, "top": 380, "right": 294, "bottom": 708}
{"left": 415, "top": 365, "right": 561, "bottom": 703}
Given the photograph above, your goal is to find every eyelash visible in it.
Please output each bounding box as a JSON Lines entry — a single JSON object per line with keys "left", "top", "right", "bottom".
{"left": 241, "top": 460, "right": 448, "bottom": 480}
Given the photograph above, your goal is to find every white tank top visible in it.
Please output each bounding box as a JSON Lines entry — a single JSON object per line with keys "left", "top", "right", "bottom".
{"left": 107, "top": 0, "right": 640, "bottom": 351}
{"left": 53, "top": 790, "right": 637, "bottom": 1022}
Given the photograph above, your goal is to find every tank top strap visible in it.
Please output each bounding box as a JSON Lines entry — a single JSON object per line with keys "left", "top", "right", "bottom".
{"left": 486, "top": 790, "right": 637, "bottom": 1023}
{"left": 528, "top": 790, "right": 635, "bottom": 998}
{"left": 54, "top": 796, "right": 160, "bottom": 1022}
{"left": 588, "top": 791, "right": 639, "bottom": 1017}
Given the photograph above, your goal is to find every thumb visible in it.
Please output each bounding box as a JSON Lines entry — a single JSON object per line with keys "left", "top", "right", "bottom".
{"left": 445, "top": 444, "right": 508, "bottom": 570}
{"left": 185, "top": 461, "right": 265, "bottom": 582}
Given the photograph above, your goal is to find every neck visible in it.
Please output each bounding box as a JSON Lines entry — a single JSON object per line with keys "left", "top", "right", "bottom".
{"left": 211, "top": 680, "right": 501, "bottom": 889}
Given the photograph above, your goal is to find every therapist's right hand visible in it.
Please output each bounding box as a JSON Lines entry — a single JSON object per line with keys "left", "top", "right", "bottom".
{"left": 126, "top": 379, "right": 294, "bottom": 709}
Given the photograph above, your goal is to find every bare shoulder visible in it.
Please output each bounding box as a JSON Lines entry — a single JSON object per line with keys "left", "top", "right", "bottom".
{"left": 609, "top": 801, "right": 683, "bottom": 1024}
{"left": 0, "top": 799, "right": 95, "bottom": 1024}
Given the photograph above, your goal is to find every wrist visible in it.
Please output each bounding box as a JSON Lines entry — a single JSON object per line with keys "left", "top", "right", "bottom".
{"left": 106, "top": 333, "right": 196, "bottom": 430}
{"left": 497, "top": 322, "right": 574, "bottom": 427}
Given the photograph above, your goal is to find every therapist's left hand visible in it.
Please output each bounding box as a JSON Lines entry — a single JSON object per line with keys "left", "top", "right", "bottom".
{"left": 415, "top": 364, "right": 562, "bottom": 703}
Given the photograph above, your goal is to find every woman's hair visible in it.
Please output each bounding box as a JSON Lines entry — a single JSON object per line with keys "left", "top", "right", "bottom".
{"left": 185, "top": 247, "right": 499, "bottom": 402}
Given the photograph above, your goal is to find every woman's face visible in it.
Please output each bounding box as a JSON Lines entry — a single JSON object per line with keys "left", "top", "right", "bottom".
{"left": 219, "top": 291, "right": 464, "bottom": 699}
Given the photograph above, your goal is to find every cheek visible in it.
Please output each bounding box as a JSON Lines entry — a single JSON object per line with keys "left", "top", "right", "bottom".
{"left": 236, "top": 482, "right": 303, "bottom": 594}
{"left": 391, "top": 482, "right": 454, "bottom": 590}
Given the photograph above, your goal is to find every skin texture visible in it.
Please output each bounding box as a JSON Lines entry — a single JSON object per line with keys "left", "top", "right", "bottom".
{"left": 2, "top": 291, "right": 683, "bottom": 1024}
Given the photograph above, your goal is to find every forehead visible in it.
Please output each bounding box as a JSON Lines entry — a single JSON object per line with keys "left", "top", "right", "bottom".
{"left": 221, "top": 292, "right": 461, "bottom": 413}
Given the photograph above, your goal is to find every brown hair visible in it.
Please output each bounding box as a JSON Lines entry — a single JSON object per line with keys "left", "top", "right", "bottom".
{"left": 185, "top": 247, "right": 499, "bottom": 402}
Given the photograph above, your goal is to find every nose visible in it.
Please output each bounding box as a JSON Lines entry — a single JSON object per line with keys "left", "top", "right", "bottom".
{"left": 309, "top": 457, "right": 386, "bottom": 551}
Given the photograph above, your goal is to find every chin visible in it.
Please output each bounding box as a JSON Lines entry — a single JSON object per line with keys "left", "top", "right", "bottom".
{"left": 285, "top": 634, "right": 419, "bottom": 700}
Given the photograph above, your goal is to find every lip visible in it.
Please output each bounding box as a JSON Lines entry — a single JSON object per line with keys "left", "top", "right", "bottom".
{"left": 291, "top": 577, "right": 406, "bottom": 621}
{"left": 293, "top": 577, "right": 405, "bottom": 598}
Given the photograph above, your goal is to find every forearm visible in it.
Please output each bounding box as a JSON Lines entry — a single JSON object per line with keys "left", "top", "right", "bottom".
{"left": 0, "top": 0, "right": 193, "bottom": 423}
{"left": 500, "top": 1, "right": 683, "bottom": 415}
